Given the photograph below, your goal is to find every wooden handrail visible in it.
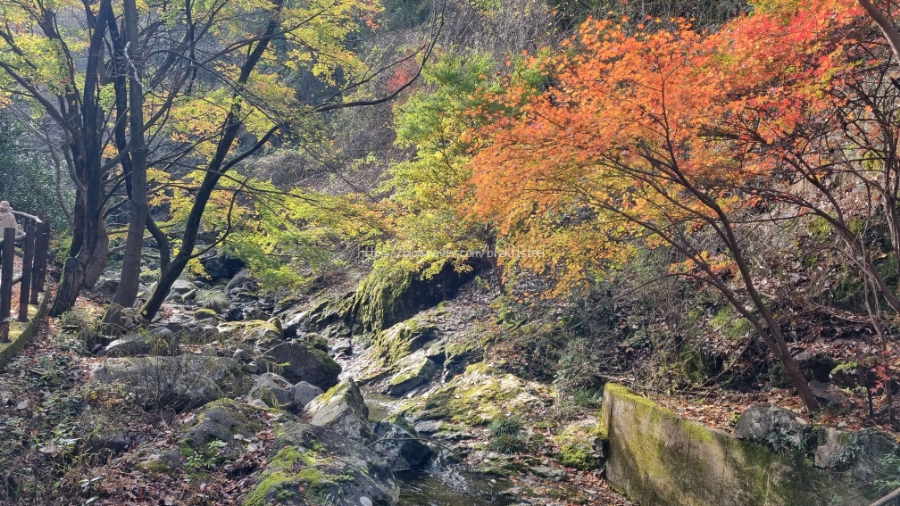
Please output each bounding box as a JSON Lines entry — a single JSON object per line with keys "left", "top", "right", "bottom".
{"left": 10, "top": 210, "right": 43, "bottom": 225}
{"left": 0, "top": 217, "right": 50, "bottom": 339}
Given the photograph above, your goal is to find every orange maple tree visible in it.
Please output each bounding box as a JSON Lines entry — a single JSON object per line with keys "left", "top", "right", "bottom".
{"left": 464, "top": 0, "right": 899, "bottom": 411}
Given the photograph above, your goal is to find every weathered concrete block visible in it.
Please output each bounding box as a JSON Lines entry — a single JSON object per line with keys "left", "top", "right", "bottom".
{"left": 599, "top": 383, "right": 881, "bottom": 506}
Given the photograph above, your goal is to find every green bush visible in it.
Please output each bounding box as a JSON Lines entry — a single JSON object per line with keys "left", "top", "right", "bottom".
{"left": 487, "top": 416, "right": 527, "bottom": 453}
{"left": 58, "top": 306, "right": 104, "bottom": 353}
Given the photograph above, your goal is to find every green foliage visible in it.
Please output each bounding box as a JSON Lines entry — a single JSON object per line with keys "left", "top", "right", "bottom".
{"left": 875, "top": 453, "right": 900, "bottom": 491}
{"left": 488, "top": 416, "right": 527, "bottom": 453}
{"left": 378, "top": 53, "right": 515, "bottom": 274}
{"left": 0, "top": 114, "right": 73, "bottom": 231}
{"left": 195, "top": 290, "right": 229, "bottom": 312}
{"left": 210, "top": 179, "right": 382, "bottom": 290}
{"left": 58, "top": 306, "right": 104, "bottom": 354}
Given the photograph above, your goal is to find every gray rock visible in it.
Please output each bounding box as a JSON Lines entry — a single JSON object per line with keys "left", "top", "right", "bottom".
{"left": 91, "top": 355, "right": 246, "bottom": 412}
{"left": 245, "top": 420, "right": 399, "bottom": 506}
{"left": 232, "top": 349, "right": 252, "bottom": 362}
{"left": 809, "top": 380, "right": 850, "bottom": 406}
{"left": 247, "top": 372, "right": 294, "bottom": 408}
{"left": 152, "top": 311, "right": 198, "bottom": 335}
{"left": 305, "top": 378, "right": 375, "bottom": 443}
{"left": 372, "top": 415, "right": 433, "bottom": 472}
{"left": 735, "top": 403, "right": 809, "bottom": 451}
{"left": 384, "top": 352, "right": 438, "bottom": 397}
{"left": 96, "top": 277, "right": 120, "bottom": 298}
{"left": 180, "top": 399, "right": 248, "bottom": 460}
{"left": 171, "top": 279, "right": 197, "bottom": 295}
{"left": 414, "top": 420, "right": 442, "bottom": 434}
{"left": 199, "top": 249, "right": 244, "bottom": 281}
{"left": 262, "top": 342, "right": 341, "bottom": 390}
{"left": 332, "top": 338, "right": 352, "bottom": 356}
{"left": 292, "top": 381, "right": 323, "bottom": 408}
{"left": 225, "top": 269, "right": 253, "bottom": 293}
{"left": 243, "top": 362, "right": 260, "bottom": 374}
{"left": 102, "top": 328, "right": 180, "bottom": 357}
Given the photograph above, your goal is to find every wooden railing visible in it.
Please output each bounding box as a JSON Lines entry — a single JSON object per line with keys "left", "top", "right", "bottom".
{"left": 0, "top": 211, "right": 51, "bottom": 341}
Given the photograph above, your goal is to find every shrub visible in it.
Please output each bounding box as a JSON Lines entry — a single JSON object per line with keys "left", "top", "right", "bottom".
{"left": 487, "top": 416, "right": 527, "bottom": 453}
{"left": 195, "top": 290, "right": 229, "bottom": 312}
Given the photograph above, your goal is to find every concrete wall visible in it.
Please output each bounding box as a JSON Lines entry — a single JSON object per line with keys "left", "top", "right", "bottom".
{"left": 599, "top": 384, "right": 881, "bottom": 506}
{"left": 0, "top": 290, "right": 48, "bottom": 367}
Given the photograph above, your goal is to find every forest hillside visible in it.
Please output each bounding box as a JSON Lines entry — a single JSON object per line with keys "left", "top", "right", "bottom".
{"left": 1, "top": 0, "right": 900, "bottom": 505}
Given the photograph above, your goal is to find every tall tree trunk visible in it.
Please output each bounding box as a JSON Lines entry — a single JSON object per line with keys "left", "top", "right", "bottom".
{"left": 104, "top": 0, "right": 148, "bottom": 333}
{"left": 49, "top": 0, "right": 112, "bottom": 315}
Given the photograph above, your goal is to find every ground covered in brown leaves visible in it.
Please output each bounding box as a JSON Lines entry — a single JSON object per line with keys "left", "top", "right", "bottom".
{"left": 0, "top": 295, "right": 281, "bottom": 506}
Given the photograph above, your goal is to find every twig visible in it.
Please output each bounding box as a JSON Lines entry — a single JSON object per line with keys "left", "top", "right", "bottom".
{"left": 868, "top": 486, "right": 900, "bottom": 506}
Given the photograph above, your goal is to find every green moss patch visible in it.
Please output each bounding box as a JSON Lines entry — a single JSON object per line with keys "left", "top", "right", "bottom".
{"left": 402, "top": 362, "right": 554, "bottom": 426}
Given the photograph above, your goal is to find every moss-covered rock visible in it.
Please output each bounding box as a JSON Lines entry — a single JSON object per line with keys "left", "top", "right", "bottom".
{"left": 554, "top": 418, "right": 603, "bottom": 470}
{"left": 372, "top": 414, "right": 434, "bottom": 472}
{"left": 369, "top": 317, "right": 439, "bottom": 371}
{"left": 193, "top": 308, "right": 219, "bottom": 321}
{"left": 343, "top": 262, "right": 476, "bottom": 333}
{"left": 262, "top": 341, "right": 341, "bottom": 390}
{"left": 246, "top": 373, "right": 295, "bottom": 409}
{"left": 402, "top": 363, "right": 554, "bottom": 426}
{"left": 243, "top": 420, "right": 399, "bottom": 506}
{"left": 384, "top": 351, "right": 438, "bottom": 397}
{"left": 91, "top": 355, "right": 247, "bottom": 412}
{"left": 304, "top": 379, "right": 375, "bottom": 443}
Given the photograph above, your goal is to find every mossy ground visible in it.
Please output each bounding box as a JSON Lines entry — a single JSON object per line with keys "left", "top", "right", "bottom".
{"left": 402, "top": 362, "right": 554, "bottom": 426}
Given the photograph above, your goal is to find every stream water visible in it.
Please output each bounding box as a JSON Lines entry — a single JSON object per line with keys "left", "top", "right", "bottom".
{"left": 362, "top": 389, "right": 515, "bottom": 506}
{"left": 397, "top": 462, "right": 515, "bottom": 506}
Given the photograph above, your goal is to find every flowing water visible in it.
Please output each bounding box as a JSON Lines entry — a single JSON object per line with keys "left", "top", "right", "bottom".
{"left": 362, "top": 389, "right": 515, "bottom": 506}
{"left": 398, "top": 462, "right": 515, "bottom": 506}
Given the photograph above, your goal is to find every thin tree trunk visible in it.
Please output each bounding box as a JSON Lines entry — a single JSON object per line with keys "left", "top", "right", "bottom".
{"left": 140, "top": 0, "right": 283, "bottom": 321}
{"left": 104, "top": 0, "right": 148, "bottom": 333}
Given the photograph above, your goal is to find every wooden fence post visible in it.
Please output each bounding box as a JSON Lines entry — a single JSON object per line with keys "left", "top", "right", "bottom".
{"left": 29, "top": 221, "right": 43, "bottom": 305}
{"left": 18, "top": 224, "right": 35, "bottom": 322}
{"left": 30, "top": 220, "right": 50, "bottom": 304}
{"left": 0, "top": 227, "right": 14, "bottom": 341}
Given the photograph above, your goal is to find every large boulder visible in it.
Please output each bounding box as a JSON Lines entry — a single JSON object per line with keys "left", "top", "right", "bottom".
{"left": 370, "top": 318, "right": 439, "bottom": 370}
{"left": 247, "top": 372, "right": 294, "bottom": 408}
{"left": 262, "top": 342, "right": 341, "bottom": 390}
{"left": 199, "top": 249, "right": 244, "bottom": 281}
{"left": 304, "top": 378, "right": 375, "bottom": 443}
{"left": 814, "top": 427, "right": 900, "bottom": 484}
{"left": 91, "top": 355, "right": 246, "bottom": 412}
{"left": 384, "top": 351, "right": 438, "bottom": 397}
{"left": 151, "top": 311, "right": 199, "bottom": 336}
{"left": 96, "top": 277, "right": 120, "bottom": 298}
{"left": 102, "top": 328, "right": 180, "bottom": 357}
{"left": 292, "top": 381, "right": 323, "bottom": 408}
{"left": 243, "top": 420, "right": 399, "bottom": 506}
{"left": 735, "top": 403, "right": 811, "bottom": 451}
{"left": 180, "top": 399, "right": 250, "bottom": 461}
{"left": 372, "top": 415, "right": 433, "bottom": 472}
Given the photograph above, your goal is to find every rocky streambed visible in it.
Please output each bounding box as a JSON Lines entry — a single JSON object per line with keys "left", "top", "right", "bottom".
{"left": 82, "top": 258, "right": 618, "bottom": 506}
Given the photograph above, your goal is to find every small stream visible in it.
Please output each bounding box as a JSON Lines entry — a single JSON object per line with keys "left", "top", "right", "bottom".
{"left": 398, "top": 462, "right": 515, "bottom": 506}
{"left": 363, "top": 389, "right": 515, "bottom": 506}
